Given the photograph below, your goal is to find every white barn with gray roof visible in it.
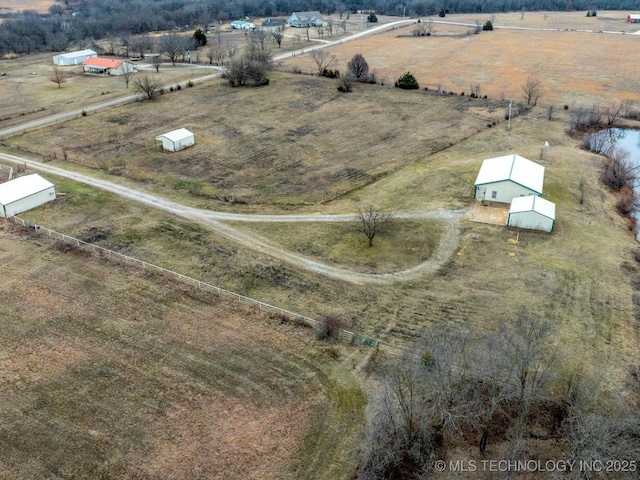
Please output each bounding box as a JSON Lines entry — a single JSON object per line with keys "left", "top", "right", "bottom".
{"left": 0, "top": 174, "right": 56, "bottom": 218}
{"left": 508, "top": 195, "right": 556, "bottom": 232}
{"left": 52, "top": 49, "right": 97, "bottom": 66}
{"left": 474, "top": 154, "right": 544, "bottom": 204}
{"left": 155, "top": 128, "right": 195, "bottom": 152}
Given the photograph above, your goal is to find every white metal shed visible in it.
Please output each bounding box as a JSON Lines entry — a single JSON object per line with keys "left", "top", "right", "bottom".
{"left": 155, "top": 128, "right": 195, "bottom": 152}
{"left": 508, "top": 195, "right": 555, "bottom": 232}
{"left": 474, "top": 154, "right": 545, "bottom": 204}
{"left": 52, "top": 49, "right": 97, "bottom": 66}
{"left": 0, "top": 174, "right": 56, "bottom": 218}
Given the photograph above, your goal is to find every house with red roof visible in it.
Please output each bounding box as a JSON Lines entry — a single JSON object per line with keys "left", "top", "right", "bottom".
{"left": 82, "top": 57, "right": 137, "bottom": 76}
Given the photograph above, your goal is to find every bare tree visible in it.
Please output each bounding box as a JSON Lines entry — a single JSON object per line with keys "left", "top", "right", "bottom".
{"left": 337, "top": 2, "right": 347, "bottom": 19}
{"left": 522, "top": 77, "right": 543, "bottom": 106}
{"left": 120, "top": 63, "right": 135, "bottom": 88}
{"left": 131, "top": 35, "right": 154, "bottom": 58}
{"left": 347, "top": 53, "right": 369, "bottom": 82}
{"left": 310, "top": 49, "right": 337, "bottom": 75}
{"left": 207, "top": 44, "right": 227, "bottom": 65}
{"left": 246, "top": 29, "right": 272, "bottom": 64}
{"left": 358, "top": 205, "right": 392, "bottom": 247}
{"left": 337, "top": 73, "right": 354, "bottom": 92}
{"left": 50, "top": 66, "right": 66, "bottom": 88}
{"left": 134, "top": 74, "right": 161, "bottom": 99}
{"left": 413, "top": 20, "right": 435, "bottom": 36}
{"left": 151, "top": 54, "right": 162, "bottom": 72}
{"left": 226, "top": 41, "right": 238, "bottom": 59}
{"left": 340, "top": 20, "right": 348, "bottom": 34}
{"left": 603, "top": 102, "right": 623, "bottom": 127}
{"left": 105, "top": 36, "right": 119, "bottom": 55}
{"left": 358, "top": 326, "right": 476, "bottom": 480}
{"left": 602, "top": 146, "right": 637, "bottom": 191}
{"left": 120, "top": 32, "right": 131, "bottom": 57}
{"left": 270, "top": 25, "right": 286, "bottom": 48}
{"left": 159, "top": 33, "right": 187, "bottom": 65}
{"left": 315, "top": 314, "right": 343, "bottom": 340}
{"left": 224, "top": 54, "right": 268, "bottom": 87}
{"left": 326, "top": 18, "right": 334, "bottom": 36}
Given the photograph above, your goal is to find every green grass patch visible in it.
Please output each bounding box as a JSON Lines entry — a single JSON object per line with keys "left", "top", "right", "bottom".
{"left": 230, "top": 220, "right": 444, "bottom": 274}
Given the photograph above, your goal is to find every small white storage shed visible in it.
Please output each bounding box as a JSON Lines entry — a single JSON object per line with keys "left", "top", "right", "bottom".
{"left": 155, "top": 128, "right": 195, "bottom": 152}
{"left": 508, "top": 195, "right": 555, "bottom": 232}
{"left": 474, "top": 154, "right": 545, "bottom": 204}
{"left": 52, "top": 49, "right": 97, "bottom": 66}
{"left": 0, "top": 174, "right": 56, "bottom": 218}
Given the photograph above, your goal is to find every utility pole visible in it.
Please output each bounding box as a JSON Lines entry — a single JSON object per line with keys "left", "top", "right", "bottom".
{"left": 507, "top": 100, "right": 512, "bottom": 131}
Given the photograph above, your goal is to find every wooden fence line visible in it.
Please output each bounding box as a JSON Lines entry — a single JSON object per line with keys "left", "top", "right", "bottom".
{"left": 9, "top": 216, "right": 402, "bottom": 354}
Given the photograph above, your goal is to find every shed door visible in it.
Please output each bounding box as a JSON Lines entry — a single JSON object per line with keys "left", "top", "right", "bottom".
{"left": 476, "top": 186, "right": 486, "bottom": 201}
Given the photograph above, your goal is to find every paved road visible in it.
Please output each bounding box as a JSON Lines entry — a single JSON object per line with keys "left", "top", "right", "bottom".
{"left": 0, "top": 151, "right": 464, "bottom": 284}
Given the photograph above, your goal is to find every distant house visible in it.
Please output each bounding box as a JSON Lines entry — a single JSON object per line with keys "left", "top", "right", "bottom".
{"left": 0, "top": 174, "right": 56, "bottom": 218}
{"left": 231, "top": 20, "right": 255, "bottom": 30}
{"left": 508, "top": 195, "right": 556, "bottom": 232}
{"left": 262, "top": 18, "right": 286, "bottom": 26}
{"left": 474, "top": 154, "right": 544, "bottom": 204}
{"left": 52, "top": 49, "right": 97, "bottom": 66}
{"left": 82, "top": 57, "right": 137, "bottom": 76}
{"left": 288, "top": 11, "right": 326, "bottom": 28}
{"left": 627, "top": 14, "right": 640, "bottom": 23}
{"left": 155, "top": 128, "right": 195, "bottom": 152}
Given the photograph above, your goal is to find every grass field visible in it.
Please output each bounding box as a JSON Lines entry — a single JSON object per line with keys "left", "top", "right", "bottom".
{"left": 283, "top": 11, "right": 640, "bottom": 106}
{"left": 2, "top": 11, "right": 640, "bottom": 478}
{"left": 0, "top": 0, "right": 52, "bottom": 14}
{"left": 8, "top": 71, "right": 505, "bottom": 206}
{"left": 0, "top": 54, "right": 217, "bottom": 130}
{"left": 0, "top": 223, "right": 365, "bottom": 479}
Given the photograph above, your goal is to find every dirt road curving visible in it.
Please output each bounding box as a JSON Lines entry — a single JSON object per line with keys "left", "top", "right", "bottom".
{"left": 0, "top": 151, "right": 464, "bottom": 284}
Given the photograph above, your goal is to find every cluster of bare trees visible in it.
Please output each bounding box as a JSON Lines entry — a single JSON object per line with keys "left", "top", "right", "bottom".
{"left": 578, "top": 103, "right": 640, "bottom": 220}
{"left": 223, "top": 29, "right": 272, "bottom": 87}
{"left": 571, "top": 102, "right": 624, "bottom": 133}
{"left": 357, "top": 317, "right": 640, "bottom": 479}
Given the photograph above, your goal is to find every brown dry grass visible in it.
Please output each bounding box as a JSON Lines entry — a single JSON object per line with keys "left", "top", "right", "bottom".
{"left": 0, "top": 223, "right": 365, "bottom": 479}
{"left": 9, "top": 70, "right": 504, "bottom": 206}
{"left": 283, "top": 11, "right": 640, "bottom": 106}
{"left": 0, "top": 53, "right": 215, "bottom": 129}
{"left": 0, "top": 0, "right": 52, "bottom": 14}
{"left": 3, "top": 13, "right": 640, "bottom": 475}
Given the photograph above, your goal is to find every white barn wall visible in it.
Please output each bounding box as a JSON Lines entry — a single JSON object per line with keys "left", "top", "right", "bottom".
{"left": 157, "top": 134, "right": 195, "bottom": 152}
{"left": 52, "top": 51, "right": 97, "bottom": 66}
{"left": 2, "top": 187, "right": 56, "bottom": 218}
{"left": 474, "top": 180, "right": 539, "bottom": 204}
{"left": 508, "top": 211, "right": 554, "bottom": 232}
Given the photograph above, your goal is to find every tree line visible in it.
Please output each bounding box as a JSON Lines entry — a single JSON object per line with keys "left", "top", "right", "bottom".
{"left": 2, "top": 0, "right": 639, "bottom": 56}
{"left": 357, "top": 317, "right": 640, "bottom": 479}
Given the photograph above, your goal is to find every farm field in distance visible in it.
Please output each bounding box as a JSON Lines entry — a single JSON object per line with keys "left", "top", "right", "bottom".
{"left": 0, "top": 0, "right": 53, "bottom": 15}
{"left": 1, "top": 10, "right": 640, "bottom": 479}
{"left": 284, "top": 11, "right": 640, "bottom": 106}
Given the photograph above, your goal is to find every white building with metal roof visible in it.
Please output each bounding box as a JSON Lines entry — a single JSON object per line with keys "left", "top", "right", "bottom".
{"left": 474, "top": 154, "right": 545, "bottom": 204}
{"left": 52, "top": 49, "right": 98, "bottom": 66}
{"left": 0, "top": 174, "right": 56, "bottom": 218}
{"left": 507, "top": 195, "right": 556, "bottom": 232}
{"left": 154, "top": 128, "right": 195, "bottom": 152}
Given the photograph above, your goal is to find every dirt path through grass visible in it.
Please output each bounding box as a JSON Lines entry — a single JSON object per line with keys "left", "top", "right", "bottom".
{"left": 0, "top": 151, "right": 464, "bottom": 284}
